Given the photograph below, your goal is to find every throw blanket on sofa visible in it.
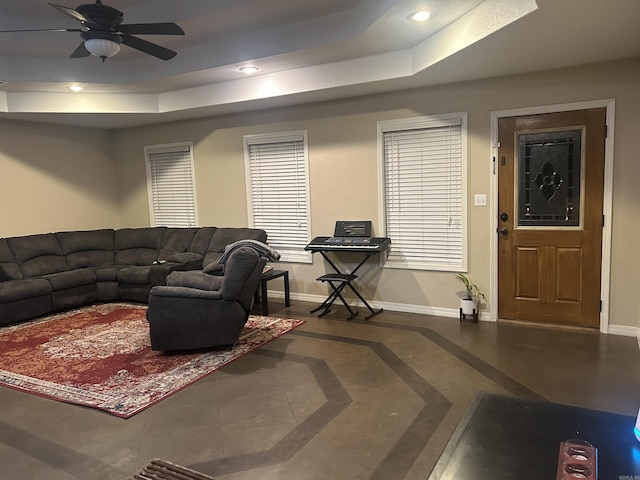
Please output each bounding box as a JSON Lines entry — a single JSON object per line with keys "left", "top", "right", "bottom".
{"left": 204, "top": 240, "right": 280, "bottom": 274}
{"left": 222, "top": 239, "right": 281, "bottom": 263}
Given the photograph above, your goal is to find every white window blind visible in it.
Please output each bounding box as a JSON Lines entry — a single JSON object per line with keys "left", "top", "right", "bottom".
{"left": 244, "top": 131, "right": 311, "bottom": 263}
{"left": 379, "top": 114, "right": 466, "bottom": 271}
{"left": 145, "top": 143, "right": 198, "bottom": 227}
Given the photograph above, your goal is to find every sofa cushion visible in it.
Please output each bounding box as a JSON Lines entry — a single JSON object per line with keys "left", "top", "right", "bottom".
{"left": 20, "top": 255, "right": 69, "bottom": 279}
{"left": 117, "top": 266, "right": 152, "bottom": 284}
{"left": 92, "top": 266, "right": 121, "bottom": 282}
{"left": 65, "top": 250, "right": 115, "bottom": 269}
{"left": 0, "top": 264, "right": 21, "bottom": 282}
{"left": 0, "top": 239, "right": 22, "bottom": 281}
{"left": 7, "top": 232, "right": 62, "bottom": 261}
{"left": 115, "top": 227, "right": 166, "bottom": 265}
{"left": 116, "top": 227, "right": 166, "bottom": 250}
{"left": 7, "top": 233, "right": 68, "bottom": 278}
{"left": 202, "top": 262, "right": 224, "bottom": 275}
{"left": 115, "top": 248, "right": 158, "bottom": 266}
{"left": 42, "top": 269, "right": 96, "bottom": 291}
{"left": 190, "top": 227, "right": 216, "bottom": 255}
{"left": 57, "top": 229, "right": 115, "bottom": 268}
{"left": 57, "top": 229, "right": 115, "bottom": 253}
{"left": 0, "top": 278, "right": 52, "bottom": 303}
{"left": 157, "top": 228, "right": 198, "bottom": 261}
{"left": 165, "top": 252, "right": 203, "bottom": 263}
{"left": 203, "top": 227, "right": 267, "bottom": 267}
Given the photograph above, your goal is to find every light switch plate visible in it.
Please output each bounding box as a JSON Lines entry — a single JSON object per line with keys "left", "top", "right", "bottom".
{"left": 474, "top": 194, "right": 487, "bottom": 206}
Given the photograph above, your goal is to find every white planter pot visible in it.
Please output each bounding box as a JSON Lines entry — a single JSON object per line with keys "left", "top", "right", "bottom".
{"left": 460, "top": 298, "right": 476, "bottom": 315}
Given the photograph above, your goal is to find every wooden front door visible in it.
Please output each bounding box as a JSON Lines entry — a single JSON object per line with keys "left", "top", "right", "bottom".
{"left": 497, "top": 108, "right": 606, "bottom": 328}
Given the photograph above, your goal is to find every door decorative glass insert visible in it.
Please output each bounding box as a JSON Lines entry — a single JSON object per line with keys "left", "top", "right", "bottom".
{"left": 517, "top": 129, "right": 583, "bottom": 227}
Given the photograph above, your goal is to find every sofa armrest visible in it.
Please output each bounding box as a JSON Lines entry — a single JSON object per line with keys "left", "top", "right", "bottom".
{"left": 166, "top": 271, "right": 223, "bottom": 291}
{"left": 203, "top": 262, "right": 224, "bottom": 275}
{"left": 149, "top": 285, "right": 223, "bottom": 300}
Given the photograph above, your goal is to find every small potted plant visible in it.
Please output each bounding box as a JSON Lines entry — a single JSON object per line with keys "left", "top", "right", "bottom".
{"left": 455, "top": 273, "right": 485, "bottom": 317}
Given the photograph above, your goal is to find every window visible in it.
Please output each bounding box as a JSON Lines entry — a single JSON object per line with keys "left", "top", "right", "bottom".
{"left": 244, "top": 131, "right": 311, "bottom": 263}
{"left": 145, "top": 142, "right": 198, "bottom": 227}
{"left": 378, "top": 113, "right": 467, "bottom": 271}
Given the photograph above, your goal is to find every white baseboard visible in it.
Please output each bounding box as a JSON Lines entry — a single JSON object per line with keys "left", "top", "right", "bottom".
{"left": 266, "top": 291, "right": 491, "bottom": 322}
{"left": 607, "top": 324, "right": 639, "bottom": 336}
{"left": 266, "top": 291, "right": 640, "bottom": 350}
{"left": 607, "top": 324, "right": 640, "bottom": 349}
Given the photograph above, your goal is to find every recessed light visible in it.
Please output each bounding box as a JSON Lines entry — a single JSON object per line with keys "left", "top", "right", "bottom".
{"left": 68, "top": 85, "right": 84, "bottom": 92}
{"left": 239, "top": 66, "right": 259, "bottom": 74}
{"left": 410, "top": 10, "right": 431, "bottom": 22}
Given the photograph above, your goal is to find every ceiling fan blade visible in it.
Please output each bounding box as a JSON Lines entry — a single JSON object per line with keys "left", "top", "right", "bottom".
{"left": 121, "top": 34, "right": 177, "bottom": 60}
{"left": 0, "top": 28, "right": 82, "bottom": 33}
{"left": 70, "top": 42, "right": 91, "bottom": 58}
{"left": 119, "top": 23, "right": 184, "bottom": 36}
{"left": 48, "top": 3, "right": 91, "bottom": 24}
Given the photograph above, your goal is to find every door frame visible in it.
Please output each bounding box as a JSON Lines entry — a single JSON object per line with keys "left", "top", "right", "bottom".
{"left": 489, "top": 99, "right": 615, "bottom": 332}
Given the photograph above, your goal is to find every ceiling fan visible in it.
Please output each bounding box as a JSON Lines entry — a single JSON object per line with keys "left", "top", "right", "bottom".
{"left": 0, "top": 0, "right": 185, "bottom": 61}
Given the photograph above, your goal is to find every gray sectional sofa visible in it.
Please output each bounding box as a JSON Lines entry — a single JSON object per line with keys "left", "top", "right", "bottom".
{"left": 0, "top": 226, "right": 267, "bottom": 327}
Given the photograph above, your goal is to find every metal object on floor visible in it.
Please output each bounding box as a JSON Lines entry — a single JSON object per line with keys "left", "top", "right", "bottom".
{"left": 132, "top": 458, "right": 215, "bottom": 480}
{"left": 459, "top": 308, "right": 478, "bottom": 323}
{"left": 305, "top": 246, "right": 388, "bottom": 321}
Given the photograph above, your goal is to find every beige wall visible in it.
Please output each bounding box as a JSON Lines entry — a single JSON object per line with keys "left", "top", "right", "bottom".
{"left": 112, "top": 58, "right": 640, "bottom": 330}
{"left": 3, "top": 57, "right": 638, "bottom": 330}
{"left": 0, "top": 120, "right": 120, "bottom": 237}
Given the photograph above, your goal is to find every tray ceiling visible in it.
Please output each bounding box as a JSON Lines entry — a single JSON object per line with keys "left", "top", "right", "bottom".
{"left": 0, "top": 0, "right": 638, "bottom": 128}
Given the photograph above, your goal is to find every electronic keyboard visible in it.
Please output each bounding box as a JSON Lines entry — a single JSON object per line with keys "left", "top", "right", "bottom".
{"left": 305, "top": 236, "right": 390, "bottom": 252}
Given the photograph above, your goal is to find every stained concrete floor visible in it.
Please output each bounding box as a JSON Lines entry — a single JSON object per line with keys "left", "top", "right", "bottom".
{"left": 1, "top": 299, "right": 639, "bottom": 479}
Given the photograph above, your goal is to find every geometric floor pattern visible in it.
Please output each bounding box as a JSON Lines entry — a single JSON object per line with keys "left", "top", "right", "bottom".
{"left": 1, "top": 300, "right": 639, "bottom": 479}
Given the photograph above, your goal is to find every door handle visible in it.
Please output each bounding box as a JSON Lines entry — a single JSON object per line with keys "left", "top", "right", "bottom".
{"left": 500, "top": 227, "right": 508, "bottom": 235}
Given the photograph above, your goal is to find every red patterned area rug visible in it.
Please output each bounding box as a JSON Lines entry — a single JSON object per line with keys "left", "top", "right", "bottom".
{"left": 0, "top": 303, "right": 304, "bottom": 418}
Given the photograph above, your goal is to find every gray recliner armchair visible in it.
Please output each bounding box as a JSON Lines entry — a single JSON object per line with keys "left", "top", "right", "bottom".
{"left": 146, "top": 246, "right": 267, "bottom": 351}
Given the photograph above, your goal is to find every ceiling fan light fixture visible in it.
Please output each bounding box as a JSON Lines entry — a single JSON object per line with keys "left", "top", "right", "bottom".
{"left": 84, "top": 38, "right": 121, "bottom": 61}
